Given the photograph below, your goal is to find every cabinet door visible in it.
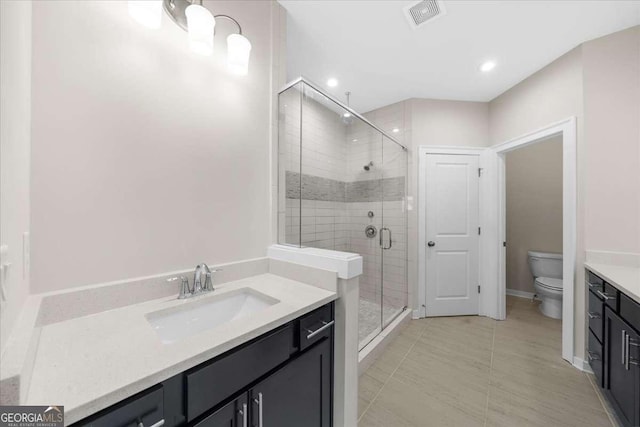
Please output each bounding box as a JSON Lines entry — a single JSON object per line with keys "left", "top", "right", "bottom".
{"left": 194, "top": 394, "right": 248, "bottom": 427}
{"left": 605, "top": 308, "right": 638, "bottom": 426}
{"left": 250, "top": 338, "right": 332, "bottom": 427}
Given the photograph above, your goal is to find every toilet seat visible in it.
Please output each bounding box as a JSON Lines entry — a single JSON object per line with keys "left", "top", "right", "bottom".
{"left": 535, "top": 277, "right": 563, "bottom": 291}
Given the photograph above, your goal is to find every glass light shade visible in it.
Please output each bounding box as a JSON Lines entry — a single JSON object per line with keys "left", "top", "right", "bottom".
{"left": 227, "top": 34, "right": 252, "bottom": 75}
{"left": 128, "top": 1, "right": 162, "bottom": 29}
{"left": 185, "top": 4, "right": 215, "bottom": 56}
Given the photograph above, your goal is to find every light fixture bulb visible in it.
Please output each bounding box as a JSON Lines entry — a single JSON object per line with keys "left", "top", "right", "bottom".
{"left": 343, "top": 112, "right": 352, "bottom": 118}
{"left": 227, "top": 33, "right": 252, "bottom": 76}
{"left": 185, "top": 4, "right": 215, "bottom": 56}
{"left": 128, "top": 1, "right": 162, "bottom": 29}
{"left": 327, "top": 78, "right": 338, "bottom": 87}
{"left": 392, "top": 128, "right": 400, "bottom": 133}
{"left": 480, "top": 60, "right": 496, "bottom": 72}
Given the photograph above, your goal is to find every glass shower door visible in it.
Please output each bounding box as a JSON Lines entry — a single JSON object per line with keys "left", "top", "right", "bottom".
{"left": 381, "top": 135, "right": 408, "bottom": 328}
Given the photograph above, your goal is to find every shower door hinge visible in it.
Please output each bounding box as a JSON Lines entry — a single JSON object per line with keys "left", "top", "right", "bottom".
{"left": 478, "top": 168, "right": 483, "bottom": 177}
{"left": 477, "top": 285, "right": 481, "bottom": 293}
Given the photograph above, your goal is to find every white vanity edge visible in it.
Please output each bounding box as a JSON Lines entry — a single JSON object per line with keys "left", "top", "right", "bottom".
{"left": 268, "top": 244, "right": 363, "bottom": 279}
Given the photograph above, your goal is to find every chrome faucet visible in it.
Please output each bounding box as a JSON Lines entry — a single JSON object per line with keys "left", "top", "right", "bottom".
{"left": 167, "top": 264, "right": 221, "bottom": 299}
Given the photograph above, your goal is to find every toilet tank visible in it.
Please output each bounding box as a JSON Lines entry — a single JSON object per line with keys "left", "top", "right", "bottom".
{"left": 528, "top": 251, "right": 563, "bottom": 279}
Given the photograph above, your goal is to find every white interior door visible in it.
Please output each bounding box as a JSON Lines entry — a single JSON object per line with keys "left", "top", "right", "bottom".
{"left": 425, "top": 154, "right": 480, "bottom": 316}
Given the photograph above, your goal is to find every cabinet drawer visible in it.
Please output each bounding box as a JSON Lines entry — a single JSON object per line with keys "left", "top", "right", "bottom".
{"left": 588, "top": 290, "right": 604, "bottom": 343}
{"left": 299, "top": 303, "right": 334, "bottom": 351}
{"left": 186, "top": 324, "right": 294, "bottom": 422}
{"left": 72, "top": 386, "right": 163, "bottom": 427}
{"left": 620, "top": 293, "right": 640, "bottom": 333}
{"left": 588, "top": 330, "right": 604, "bottom": 388}
{"left": 586, "top": 270, "right": 604, "bottom": 293}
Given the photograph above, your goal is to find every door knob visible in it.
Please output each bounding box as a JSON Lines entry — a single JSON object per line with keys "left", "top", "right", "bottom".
{"left": 427, "top": 241, "right": 435, "bottom": 247}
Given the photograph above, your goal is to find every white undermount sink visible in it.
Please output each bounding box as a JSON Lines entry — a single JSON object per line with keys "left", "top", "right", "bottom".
{"left": 146, "top": 288, "right": 279, "bottom": 344}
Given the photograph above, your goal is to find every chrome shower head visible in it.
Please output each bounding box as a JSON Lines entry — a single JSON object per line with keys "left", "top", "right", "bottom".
{"left": 363, "top": 161, "right": 373, "bottom": 171}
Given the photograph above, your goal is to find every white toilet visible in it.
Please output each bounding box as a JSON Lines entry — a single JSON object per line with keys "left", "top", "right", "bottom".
{"left": 528, "top": 250, "right": 563, "bottom": 319}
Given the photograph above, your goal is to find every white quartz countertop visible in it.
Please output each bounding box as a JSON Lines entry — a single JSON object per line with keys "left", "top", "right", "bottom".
{"left": 23, "top": 273, "right": 337, "bottom": 425}
{"left": 585, "top": 262, "right": 640, "bottom": 304}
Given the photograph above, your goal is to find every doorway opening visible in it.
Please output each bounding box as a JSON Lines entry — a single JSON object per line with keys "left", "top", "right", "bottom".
{"left": 494, "top": 117, "right": 577, "bottom": 364}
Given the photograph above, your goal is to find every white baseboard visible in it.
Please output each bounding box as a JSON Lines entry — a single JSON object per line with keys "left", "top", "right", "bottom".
{"left": 506, "top": 288, "right": 541, "bottom": 301}
{"left": 573, "top": 356, "right": 594, "bottom": 373}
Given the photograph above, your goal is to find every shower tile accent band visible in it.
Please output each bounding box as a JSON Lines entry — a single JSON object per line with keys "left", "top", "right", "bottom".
{"left": 285, "top": 171, "right": 405, "bottom": 202}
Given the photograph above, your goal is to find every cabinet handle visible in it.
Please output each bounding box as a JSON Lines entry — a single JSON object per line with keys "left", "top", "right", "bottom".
{"left": 622, "top": 330, "right": 627, "bottom": 365}
{"left": 587, "top": 351, "right": 601, "bottom": 361}
{"left": 239, "top": 403, "right": 247, "bottom": 427}
{"left": 587, "top": 312, "right": 601, "bottom": 319}
{"left": 306, "top": 320, "right": 335, "bottom": 340}
{"left": 137, "top": 421, "right": 164, "bottom": 427}
{"left": 625, "top": 332, "right": 631, "bottom": 370}
{"left": 253, "top": 392, "right": 263, "bottom": 427}
{"left": 596, "top": 290, "right": 614, "bottom": 301}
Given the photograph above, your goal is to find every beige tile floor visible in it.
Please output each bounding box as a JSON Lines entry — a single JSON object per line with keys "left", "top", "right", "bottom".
{"left": 358, "top": 296, "right": 616, "bottom": 427}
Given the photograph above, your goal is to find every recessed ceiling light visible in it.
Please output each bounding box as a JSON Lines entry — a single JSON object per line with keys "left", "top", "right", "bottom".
{"left": 352, "top": 138, "right": 358, "bottom": 142}
{"left": 343, "top": 112, "right": 352, "bottom": 118}
{"left": 480, "top": 61, "right": 496, "bottom": 72}
{"left": 392, "top": 128, "right": 400, "bottom": 133}
{"left": 327, "top": 78, "right": 338, "bottom": 87}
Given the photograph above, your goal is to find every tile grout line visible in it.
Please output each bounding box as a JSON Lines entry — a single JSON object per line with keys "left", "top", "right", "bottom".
{"left": 482, "top": 319, "right": 497, "bottom": 427}
{"left": 357, "top": 322, "right": 428, "bottom": 424}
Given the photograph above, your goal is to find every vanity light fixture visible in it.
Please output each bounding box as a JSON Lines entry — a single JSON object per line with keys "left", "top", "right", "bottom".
{"left": 129, "top": 0, "right": 252, "bottom": 75}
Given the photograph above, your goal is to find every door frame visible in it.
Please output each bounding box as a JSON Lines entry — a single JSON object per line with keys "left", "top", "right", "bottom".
{"left": 491, "top": 117, "right": 577, "bottom": 364}
{"left": 417, "top": 146, "right": 487, "bottom": 318}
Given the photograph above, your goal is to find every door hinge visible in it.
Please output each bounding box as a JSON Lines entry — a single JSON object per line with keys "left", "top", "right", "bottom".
{"left": 477, "top": 285, "right": 481, "bottom": 293}
{"left": 478, "top": 168, "right": 483, "bottom": 177}
{"left": 478, "top": 227, "right": 481, "bottom": 235}
{"left": 503, "top": 241, "right": 507, "bottom": 247}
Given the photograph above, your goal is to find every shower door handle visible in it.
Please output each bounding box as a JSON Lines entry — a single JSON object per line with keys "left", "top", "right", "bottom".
{"left": 380, "top": 227, "right": 392, "bottom": 250}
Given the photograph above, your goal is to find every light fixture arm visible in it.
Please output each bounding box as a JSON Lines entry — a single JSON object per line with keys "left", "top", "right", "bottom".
{"left": 214, "top": 14, "right": 243, "bottom": 35}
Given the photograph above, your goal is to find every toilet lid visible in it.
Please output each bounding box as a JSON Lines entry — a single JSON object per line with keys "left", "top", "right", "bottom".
{"left": 536, "top": 277, "right": 563, "bottom": 290}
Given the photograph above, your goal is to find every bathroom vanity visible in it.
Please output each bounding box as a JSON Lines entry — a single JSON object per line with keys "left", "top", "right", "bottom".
{"left": 70, "top": 302, "right": 334, "bottom": 427}
{"left": 586, "top": 267, "right": 640, "bottom": 427}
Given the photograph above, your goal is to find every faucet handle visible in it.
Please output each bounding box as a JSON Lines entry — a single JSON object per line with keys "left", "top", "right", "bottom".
{"left": 168, "top": 276, "right": 192, "bottom": 299}
{"left": 203, "top": 268, "right": 222, "bottom": 292}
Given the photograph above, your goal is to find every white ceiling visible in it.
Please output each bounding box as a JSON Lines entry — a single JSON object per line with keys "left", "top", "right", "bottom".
{"left": 279, "top": 0, "right": 640, "bottom": 112}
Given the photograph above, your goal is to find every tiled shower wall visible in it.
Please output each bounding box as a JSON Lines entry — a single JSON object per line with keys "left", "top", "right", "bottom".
{"left": 279, "top": 86, "right": 408, "bottom": 319}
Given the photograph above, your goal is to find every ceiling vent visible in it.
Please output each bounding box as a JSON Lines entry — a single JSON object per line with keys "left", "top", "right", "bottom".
{"left": 403, "top": 0, "right": 447, "bottom": 29}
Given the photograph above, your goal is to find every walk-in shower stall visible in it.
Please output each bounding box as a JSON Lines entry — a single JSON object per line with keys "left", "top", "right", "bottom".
{"left": 277, "top": 78, "right": 408, "bottom": 351}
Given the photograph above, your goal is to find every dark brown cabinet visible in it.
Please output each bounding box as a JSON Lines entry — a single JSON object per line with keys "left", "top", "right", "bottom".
{"left": 605, "top": 307, "right": 640, "bottom": 427}
{"left": 587, "top": 269, "right": 640, "bottom": 427}
{"left": 250, "top": 337, "right": 332, "bottom": 427}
